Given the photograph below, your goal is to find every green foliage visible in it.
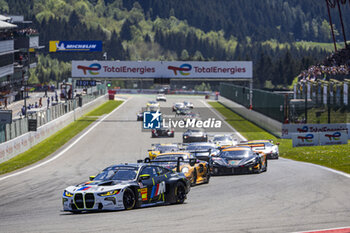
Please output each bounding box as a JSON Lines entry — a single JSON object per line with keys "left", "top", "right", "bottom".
{"left": 85, "top": 100, "right": 123, "bottom": 116}
{"left": 4, "top": 0, "right": 339, "bottom": 88}
{"left": 0, "top": 0, "right": 9, "bottom": 13}
{"left": 194, "top": 83, "right": 211, "bottom": 92}
{"left": 29, "top": 54, "right": 71, "bottom": 85}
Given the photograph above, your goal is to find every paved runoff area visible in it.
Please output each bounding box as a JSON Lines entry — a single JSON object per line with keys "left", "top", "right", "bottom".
{"left": 0, "top": 95, "right": 350, "bottom": 233}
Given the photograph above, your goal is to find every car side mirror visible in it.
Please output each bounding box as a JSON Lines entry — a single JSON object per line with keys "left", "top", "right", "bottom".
{"left": 189, "top": 158, "right": 196, "bottom": 167}
{"left": 139, "top": 174, "right": 151, "bottom": 181}
{"left": 89, "top": 176, "right": 95, "bottom": 181}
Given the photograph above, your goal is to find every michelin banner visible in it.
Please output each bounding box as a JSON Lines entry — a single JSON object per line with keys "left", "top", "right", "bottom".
{"left": 49, "top": 41, "right": 102, "bottom": 52}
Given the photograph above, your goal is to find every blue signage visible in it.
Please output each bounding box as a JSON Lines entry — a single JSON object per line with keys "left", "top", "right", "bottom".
{"left": 49, "top": 41, "right": 102, "bottom": 52}
{"left": 143, "top": 111, "right": 162, "bottom": 129}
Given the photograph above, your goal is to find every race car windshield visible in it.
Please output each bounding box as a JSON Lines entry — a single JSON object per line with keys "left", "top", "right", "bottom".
{"left": 186, "top": 145, "right": 214, "bottom": 150}
{"left": 154, "top": 154, "right": 190, "bottom": 161}
{"left": 214, "top": 136, "right": 231, "bottom": 141}
{"left": 220, "top": 150, "right": 250, "bottom": 159}
{"left": 188, "top": 129, "right": 202, "bottom": 133}
{"left": 156, "top": 145, "right": 178, "bottom": 152}
{"left": 94, "top": 168, "right": 138, "bottom": 181}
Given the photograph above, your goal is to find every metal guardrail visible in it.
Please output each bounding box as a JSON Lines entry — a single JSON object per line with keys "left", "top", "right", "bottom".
{"left": 0, "top": 90, "right": 106, "bottom": 143}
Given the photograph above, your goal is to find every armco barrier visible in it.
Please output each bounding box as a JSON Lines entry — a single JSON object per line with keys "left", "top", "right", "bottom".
{"left": 218, "top": 96, "right": 282, "bottom": 138}
{"left": 0, "top": 95, "right": 108, "bottom": 164}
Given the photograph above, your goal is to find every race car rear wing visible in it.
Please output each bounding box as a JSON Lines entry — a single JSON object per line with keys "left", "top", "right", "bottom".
{"left": 238, "top": 143, "right": 266, "bottom": 149}
{"left": 138, "top": 157, "right": 196, "bottom": 172}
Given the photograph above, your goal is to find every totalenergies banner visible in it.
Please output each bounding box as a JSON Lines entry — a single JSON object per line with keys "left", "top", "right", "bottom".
{"left": 71, "top": 61, "right": 253, "bottom": 78}
{"left": 292, "top": 132, "right": 319, "bottom": 147}
{"left": 282, "top": 123, "right": 350, "bottom": 139}
{"left": 319, "top": 131, "right": 348, "bottom": 146}
{"left": 292, "top": 131, "right": 347, "bottom": 147}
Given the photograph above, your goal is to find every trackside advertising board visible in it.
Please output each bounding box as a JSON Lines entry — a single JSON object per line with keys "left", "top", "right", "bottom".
{"left": 292, "top": 131, "right": 347, "bottom": 147}
{"left": 49, "top": 41, "right": 102, "bottom": 52}
{"left": 71, "top": 61, "right": 253, "bottom": 79}
{"left": 319, "top": 131, "right": 348, "bottom": 146}
{"left": 292, "top": 132, "right": 319, "bottom": 147}
{"left": 282, "top": 123, "right": 350, "bottom": 139}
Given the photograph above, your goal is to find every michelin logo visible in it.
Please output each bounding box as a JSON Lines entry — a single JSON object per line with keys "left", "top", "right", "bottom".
{"left": 49, "top": 41, "right": 102, "bottom": 52}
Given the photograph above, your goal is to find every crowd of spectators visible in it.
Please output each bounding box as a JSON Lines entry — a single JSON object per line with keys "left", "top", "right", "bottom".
{"left": 298, "top": 46, "right": 350, "bottom": 83}
{"left": 15, "top": 28, "right": 38, "bottom": 36}
{"left": 0, "top": 31, "right": 14, "bottom": 41}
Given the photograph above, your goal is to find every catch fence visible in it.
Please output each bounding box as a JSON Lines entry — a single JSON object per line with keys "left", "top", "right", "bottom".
{"left": 0, "top": 91, "right": 105, "bottom": 143}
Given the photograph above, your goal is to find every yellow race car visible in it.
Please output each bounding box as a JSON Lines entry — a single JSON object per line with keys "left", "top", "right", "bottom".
{"left": 148, "top": 143, "right": 181, "bottom": 160}
{"left": 152, "top": 152, "right": 210, "bottom": 186}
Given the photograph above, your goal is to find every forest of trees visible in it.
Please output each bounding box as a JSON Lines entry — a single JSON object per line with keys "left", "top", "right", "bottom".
{"left": 2, "top": 0, "right": 347, "bottom": 89}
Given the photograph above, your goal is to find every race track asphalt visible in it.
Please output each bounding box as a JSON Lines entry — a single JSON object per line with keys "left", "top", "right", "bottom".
{"left": 0, "top": 95, "right": 349, "bottom": 233}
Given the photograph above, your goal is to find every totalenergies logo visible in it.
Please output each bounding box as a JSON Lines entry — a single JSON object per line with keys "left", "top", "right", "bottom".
{"left": 325, "top": 132, "right": 341, "bottom": 141}
{"left": 297, "top": 126, "right": 308, "bottom": 133}
{"left": 77, "top": 63, "right": 101, "bottom": 75}
{"left": 168, "top": 64, "right": 192, "bottom": 76}
{"left": 297, "top": 134, "right": 314, "bottom": 142}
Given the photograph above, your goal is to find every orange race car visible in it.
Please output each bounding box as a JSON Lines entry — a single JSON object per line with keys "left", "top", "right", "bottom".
{"left": 210, "top": 146, "right": 267, "bottom": 175}
{"left": 151, "top": 152, "right": 210, "bottom": 186}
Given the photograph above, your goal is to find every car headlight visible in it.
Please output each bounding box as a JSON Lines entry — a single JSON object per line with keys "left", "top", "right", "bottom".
{"left": 98, "top": 189, "right": 120, "bottom": 197}
{"left": 181, "top": 167, "right": 189, "bottom": 174}
{"left": 63, "top": 190, "right": 73, "bottom": 197}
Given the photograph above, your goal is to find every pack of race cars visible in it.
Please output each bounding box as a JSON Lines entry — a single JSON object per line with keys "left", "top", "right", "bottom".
{"left": 62, "top": 97, "right": 279, "bottom": 213}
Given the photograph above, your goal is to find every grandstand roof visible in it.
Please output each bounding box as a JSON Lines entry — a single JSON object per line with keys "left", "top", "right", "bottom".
{"left": 0, "top": 15, "right": 11, "bottom": 22}
{"left": 0, "top": 20, "right": 17, "bottom": 30}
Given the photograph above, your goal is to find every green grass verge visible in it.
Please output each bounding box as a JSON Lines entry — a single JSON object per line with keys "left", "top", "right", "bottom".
{"left": 209, "top": 101, "right": 350, "bottom": 174}
{"left": 0, "top": 100, "right": 123, "bottom": 175}
{"left": 85, "top": 100, "right": 123, "bottom": 116}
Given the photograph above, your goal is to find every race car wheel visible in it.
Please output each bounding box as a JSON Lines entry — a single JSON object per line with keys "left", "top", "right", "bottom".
{"left": 204, "top": 171, "right": 210, "bottom": 184}
{"left": 263, "top": 158, "right": 268, "bottom": 172}
{"left": 191, "top": 170, "right": 197, "bottom": 186}
{"left": 123, "top": 188, "right": 136, "bottom": 210}
{"left": 174, "top": 182, "right": 186, "bottom": 204}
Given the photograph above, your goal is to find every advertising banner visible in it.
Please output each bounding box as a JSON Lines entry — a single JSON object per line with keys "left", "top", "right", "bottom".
{"left": 71, "top": 61, "right": 253, "bottom": 79}
{"left": 49, "top": 41, "right": 102, "bottom": 52}
{"left": 282, "top": 123, "right": 349, "bottom": 139}
{"left": 292, "top": 132, "right": 319, "bottom": 147}
{"left": 319, "top": 130, "right": 348, "bottom": 146}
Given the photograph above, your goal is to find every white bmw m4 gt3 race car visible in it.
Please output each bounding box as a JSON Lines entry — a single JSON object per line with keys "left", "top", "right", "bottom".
{"left": 62, "top": 163, "right": 190, "bottom": 213}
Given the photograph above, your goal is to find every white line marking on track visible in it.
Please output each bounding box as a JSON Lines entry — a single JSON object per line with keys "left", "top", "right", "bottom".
{"left": 281, "top": 158, "right": 350, "bottom": 179}
{"left": 0, "top": 98, "right": 131, "bottom": 181}
{"left": 201, "top": 100, "right": 246, "bottom": 141}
